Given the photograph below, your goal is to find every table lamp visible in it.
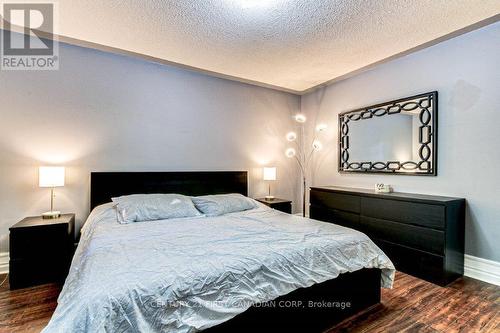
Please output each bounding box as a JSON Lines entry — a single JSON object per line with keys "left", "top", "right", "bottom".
{"left": 263, "top": 167, "right": 276, "bottom": 201}
{"left": 39, "top": 166, "right": 65, "bottom": 219}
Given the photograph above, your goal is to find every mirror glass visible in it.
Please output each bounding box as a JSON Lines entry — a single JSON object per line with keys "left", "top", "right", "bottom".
{"left": 338, "top": 92, "right": 437, "bottom": 175}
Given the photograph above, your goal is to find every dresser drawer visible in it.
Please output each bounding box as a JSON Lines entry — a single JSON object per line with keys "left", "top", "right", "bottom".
{"left": 361, "top": 197, "right": 445, "bottom": 229}
{"left": 310, "top": 190, "right": 360, "bottom": 213}
{"left": 271, "top": 202, "right": 292, "bottom": 214}
{"left": 373, "top": 238, "right": 446, "bottom": 285}
{"left": 9, "top": 257, "right": 69, "bottom": 289}
{"left": 360, "top": 216, "right": 444, "bottom": 255}
{"left": 10, "top": 225, "right": 71, "bottom": 260}
{"left": 310, "top": 205, "right": 359, "bottom": 228}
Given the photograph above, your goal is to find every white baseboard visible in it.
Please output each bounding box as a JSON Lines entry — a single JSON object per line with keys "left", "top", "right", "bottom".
{"left": 464, "top": 254, "right": 500, "bottom": 286}
{"left": 0, "top": 252, "right": 8, "bottom": 274}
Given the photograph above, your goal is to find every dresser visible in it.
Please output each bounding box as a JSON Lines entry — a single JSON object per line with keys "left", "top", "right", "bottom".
{"left": 309, "top": 186, "right": 465, "bottom": 286}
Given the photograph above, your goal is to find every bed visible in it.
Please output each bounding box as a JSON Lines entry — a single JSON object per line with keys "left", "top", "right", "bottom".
{"left": 43, "top": 171, "right": 395, "bottom": 332}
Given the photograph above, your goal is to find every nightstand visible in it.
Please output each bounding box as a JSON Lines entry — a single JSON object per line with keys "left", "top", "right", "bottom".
{"left": 255, "top": 198, "right": 292, "bottom": 214}
{"left": 9, "top": 214, "right": 75, "bottom": 289}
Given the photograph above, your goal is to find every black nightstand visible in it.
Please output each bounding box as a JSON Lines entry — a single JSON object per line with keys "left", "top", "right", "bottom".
{"left": 9, "top": 214, "right": 75, "bottom": 289}
{"left": 255, "top": 198, "right": 292, "bottom": 214}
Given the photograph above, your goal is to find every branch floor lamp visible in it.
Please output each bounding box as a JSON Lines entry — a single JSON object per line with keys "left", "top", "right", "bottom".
{"left": 285, "top": 116, "right": 326, "bottom": 217}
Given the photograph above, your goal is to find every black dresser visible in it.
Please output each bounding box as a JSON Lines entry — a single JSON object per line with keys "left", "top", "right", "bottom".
{"left": 310, "top": 186, "right": 465, "bottom": 286}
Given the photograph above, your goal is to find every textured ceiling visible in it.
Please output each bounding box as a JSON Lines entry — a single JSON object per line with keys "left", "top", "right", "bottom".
{"left": 14, "top": 1, "right": 500, "bottom": 92}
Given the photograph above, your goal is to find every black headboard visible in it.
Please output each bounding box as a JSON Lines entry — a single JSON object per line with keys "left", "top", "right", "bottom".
{"left": 90, "top": 171, "right": 248, "bottom": 210}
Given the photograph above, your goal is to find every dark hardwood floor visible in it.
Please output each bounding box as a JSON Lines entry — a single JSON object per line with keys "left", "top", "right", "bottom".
{"left": 327, "top": 272, "right": 500, "bottom": 333}
{"left": 0, "top": 275, "right": 61, "bottom": 333}
{"left": 0, "top": 272, "right": 498, "bottom": 332}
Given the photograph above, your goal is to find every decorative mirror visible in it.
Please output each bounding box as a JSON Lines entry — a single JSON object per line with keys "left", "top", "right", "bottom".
{"left": 338, "top": 91, "right": 437, "bottom": 176}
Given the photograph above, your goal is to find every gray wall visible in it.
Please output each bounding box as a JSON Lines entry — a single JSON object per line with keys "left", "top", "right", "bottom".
{"left": 0, "top": 41, "right": 300, "bottom": 252}
{"left": 301, "top": 21, "right": 500, "bottom": 262}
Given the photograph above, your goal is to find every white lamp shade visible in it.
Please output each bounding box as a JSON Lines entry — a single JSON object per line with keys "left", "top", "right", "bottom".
{"left": 286, "top": 132, "right": 297, "bottom": 141}
{"left": 294, "top": 114, "right": 306, "bottom": 123}
{"left": 316, "top": 123, "right": 328, "bottom": 132}
{"left": 285, "top": 148, "right": 296, "bottom": 158}
{"left": 39, "top": 166, "right": 65, "bottom": 187}
{"left": 312, "top": 140, "right": 323, "bottom": 151}
{"left": 263, "top": 167, "right": 277, "bottom": 181}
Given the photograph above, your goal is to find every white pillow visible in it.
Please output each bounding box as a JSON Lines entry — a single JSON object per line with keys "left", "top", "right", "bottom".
{"left": 191, "top": 193, "right": 257, "bottom": 217}
{"left": 112, "top": 194, "right": 202, "bottom": 224}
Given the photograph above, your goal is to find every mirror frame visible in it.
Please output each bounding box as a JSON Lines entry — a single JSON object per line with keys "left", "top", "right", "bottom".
{"left": 338, "top": 91, "right": 438, "bottom": 176}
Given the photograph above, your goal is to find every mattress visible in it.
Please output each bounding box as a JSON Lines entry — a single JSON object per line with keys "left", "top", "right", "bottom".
{"left": 43, "top": 202, "right": 395, "bottom": 332}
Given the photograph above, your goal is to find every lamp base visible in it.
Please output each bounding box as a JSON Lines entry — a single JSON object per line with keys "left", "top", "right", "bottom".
{"left": 265, "top": 195, "right": 275, "bottom": 201}
{"left": 42, "top": 211, "right": 61, "bottom": 219}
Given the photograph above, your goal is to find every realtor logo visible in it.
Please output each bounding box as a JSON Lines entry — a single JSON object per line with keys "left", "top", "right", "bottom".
{"left": 1, "top": 2, "right": 59, "bottom": 70}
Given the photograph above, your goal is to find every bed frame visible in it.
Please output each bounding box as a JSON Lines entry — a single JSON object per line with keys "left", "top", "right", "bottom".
{"left": 89, "top": 171, "right": 381, "bottom": 332}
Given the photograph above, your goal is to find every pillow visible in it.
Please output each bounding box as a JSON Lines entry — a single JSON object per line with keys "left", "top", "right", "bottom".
{"left": 112, "top": 194, "right": 202, "bottom": 224}
{"left": 191, "top": 193, "right": 257, "bottom": 217}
